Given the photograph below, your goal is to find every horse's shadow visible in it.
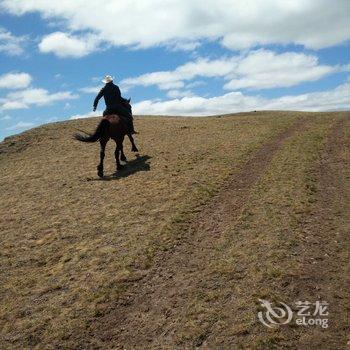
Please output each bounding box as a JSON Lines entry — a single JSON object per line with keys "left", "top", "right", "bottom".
{"left": 87, "top": 154, "right": 151, "bottom": 181}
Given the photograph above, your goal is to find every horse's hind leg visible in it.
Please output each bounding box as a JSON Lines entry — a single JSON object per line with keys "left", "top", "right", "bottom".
{"left": 97, "top": 139, "right": 107, "bottom": 178}
{"left": 127, "top": 134, "right": 139, "bottom": 152}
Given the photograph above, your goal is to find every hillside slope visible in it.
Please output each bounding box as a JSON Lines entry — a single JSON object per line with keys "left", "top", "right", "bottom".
{"left": 0, "top": 112, "right": 349, "bottom": 349}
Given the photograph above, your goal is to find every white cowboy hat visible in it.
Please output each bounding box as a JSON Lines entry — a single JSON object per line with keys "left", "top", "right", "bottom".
{"left": 102, "top": 75, "right": 114, "bottom": 84}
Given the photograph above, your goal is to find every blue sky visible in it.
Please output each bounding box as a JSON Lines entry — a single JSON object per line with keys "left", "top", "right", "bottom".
{"left": 0, "top": 0, "right": 349, "bottom": 140}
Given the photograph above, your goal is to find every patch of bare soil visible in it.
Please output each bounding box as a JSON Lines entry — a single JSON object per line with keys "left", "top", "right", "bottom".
{"left": 87, "top": 118, "right": 309, "bottom": 349}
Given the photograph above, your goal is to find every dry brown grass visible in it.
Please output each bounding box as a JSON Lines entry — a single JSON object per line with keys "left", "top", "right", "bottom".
{"left": 158, "top": 113, "right": 349, "bottom": 349}
{"left": 0, "top": 111, "right": 348, "bottom": 349}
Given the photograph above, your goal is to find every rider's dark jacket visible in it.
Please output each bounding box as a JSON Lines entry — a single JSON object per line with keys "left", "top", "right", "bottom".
{"left": 93, "top": 82, "right": 122, "bottom": 111}
{"left": 93, "top": 81, "right": 135, "bottom": 132}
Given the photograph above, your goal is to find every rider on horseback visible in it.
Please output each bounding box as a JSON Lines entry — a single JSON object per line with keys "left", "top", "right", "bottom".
{"left": 93, "top": 75, "right": 137, "bottom": 134}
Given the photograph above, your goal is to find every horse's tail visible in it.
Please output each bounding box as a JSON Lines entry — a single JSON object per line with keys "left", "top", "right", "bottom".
{"left": 74, "top": 118, "right": 109, "bottom": 142}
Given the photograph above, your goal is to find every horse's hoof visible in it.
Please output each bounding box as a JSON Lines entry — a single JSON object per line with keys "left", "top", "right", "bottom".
{"left": 131, "top": 147, "right": 139, "bottom": 152}
{"left": 97, "top": 166, "right": 104, "bottom": 178}
{"left": 121, "top": 156, "right": 127, "bottom": 162}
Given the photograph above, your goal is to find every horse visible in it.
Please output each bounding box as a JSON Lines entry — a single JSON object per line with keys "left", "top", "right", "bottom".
{"left": 74, "top": 114, "right": 138, "bottom": 178}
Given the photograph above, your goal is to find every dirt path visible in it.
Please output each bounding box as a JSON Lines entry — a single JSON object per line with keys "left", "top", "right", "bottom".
{"left": 86, "top": 117, "right": 311, "bottom": 349}
{"left": 288, "top": 118, "right": 350, "bottom": 349}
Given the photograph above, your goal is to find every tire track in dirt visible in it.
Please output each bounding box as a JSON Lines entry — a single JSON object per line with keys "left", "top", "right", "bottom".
{"left": 288, "top": 117, "right": 350, "bottom": 349}
{"left": 89, "top": 117, "right": 310, "bottom": 349}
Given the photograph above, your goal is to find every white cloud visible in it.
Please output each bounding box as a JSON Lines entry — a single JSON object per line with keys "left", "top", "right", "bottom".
{"left": 262, "top": 83, "right": 350, "bottom": 111}
{"left": 38, "top": 32, "right": 101, "bottom": 58}
{"left": 0, "top": 27, "right": 26, "bottom": 56}
{"left": 1, "top": 1, "right": 349, "bottom": 54}
{"left": 121, "top": 50, "right": 338, "bottom": 92}
{"left": 0, "top": 72, "right": 32, "bottom": 89}
{"left": 79, "top": 85, "right": 101, "bottom": 94}
{"left": 0, "top": 88, "right": 78, "bottom": 110}
{"left": 1, "top": 114, "right": 11, "bottom": 120}
{"left": 165, "top": 39, "right": 201, "bottom": 52}
{"left": 224, "top": 50, "right": 336, "bottom": 90}
{"left": 121, "top": 57, "right": 237, "bottom": 91}
{"left": 70, "top": 110, "right": 102, "bottom": 119}
{"left": 133, "top": 82, "right": 350, "bottom": 115}
{"left": 166, "top": 90, "right": 194, "bottom": 98}
{"left": 6, "top": 121, "right": 34, "bottom": 130}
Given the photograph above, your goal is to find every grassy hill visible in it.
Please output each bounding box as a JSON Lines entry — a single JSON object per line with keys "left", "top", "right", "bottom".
{"left": 0, "top": 111, "right": 349, "bottom": 349}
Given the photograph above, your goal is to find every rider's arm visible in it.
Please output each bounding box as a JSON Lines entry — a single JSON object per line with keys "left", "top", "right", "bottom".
{"left": 93, "top": 87, "right": 104, "bottom": 111}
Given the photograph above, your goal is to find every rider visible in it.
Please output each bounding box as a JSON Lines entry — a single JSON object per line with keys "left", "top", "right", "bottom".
{"left": 93, "top": 75, "right": 137, "bottom": 134}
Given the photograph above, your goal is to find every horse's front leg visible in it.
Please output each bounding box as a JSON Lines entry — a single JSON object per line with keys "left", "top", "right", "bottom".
{"left": 127, "top": 134, "right": 139, "bottom": 152}
{"left": 97, "top": 139, "right": 107, "bottom": 178}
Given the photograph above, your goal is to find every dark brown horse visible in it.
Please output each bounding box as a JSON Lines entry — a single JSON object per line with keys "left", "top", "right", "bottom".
{"left": 74, "top": 115, "right": 138, "bottom": 178}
